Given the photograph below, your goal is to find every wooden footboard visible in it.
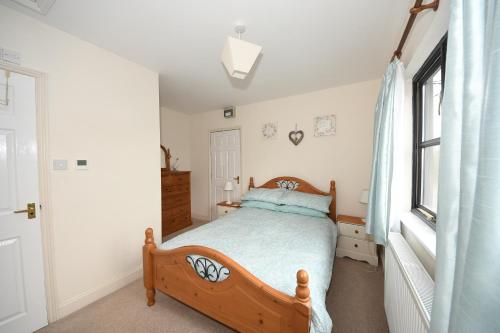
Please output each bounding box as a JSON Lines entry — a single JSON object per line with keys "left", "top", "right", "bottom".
{"left": 143, "top": 228, "right": 311, "bottom": 332}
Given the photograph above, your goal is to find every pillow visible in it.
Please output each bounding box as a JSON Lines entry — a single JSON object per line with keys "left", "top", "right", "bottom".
{"left": 279, "top": 190, "right": 332, "bottom": 213}
{"left": 241, "top": 188, "right": 286, "bottom": 204}
{"left": 276, "top": 204, "right": 327, "bottom": 218}
{"left": 240, "top": 200, "right": 281, "bottom": 212}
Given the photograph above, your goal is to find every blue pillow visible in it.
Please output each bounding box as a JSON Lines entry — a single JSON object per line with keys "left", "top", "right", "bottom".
{"left": 241, "top": 200, "right": 280, "bottom": 212}
{"left": 277, "top": 204, "right": 327, "bottom": 218}
{"left": 241, "top": 188, "right": 286, "bottom": 205}
{"left": 279, "top": 191, "right": 332, "bottom": 213}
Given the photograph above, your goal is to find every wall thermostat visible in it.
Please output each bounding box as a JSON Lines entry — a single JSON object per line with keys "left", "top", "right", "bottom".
{"left": 224, "top": 107, "right": 235, "bottom": 118}
{"left": 75, "top": 159, "right": 88, "bottom": 170}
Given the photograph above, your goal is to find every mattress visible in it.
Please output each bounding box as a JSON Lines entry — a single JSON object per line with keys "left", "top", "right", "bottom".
{"left": 160, "top": 206, "right": 337, "bottom": 333}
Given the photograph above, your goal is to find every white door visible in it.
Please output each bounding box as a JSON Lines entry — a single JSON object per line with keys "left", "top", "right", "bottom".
{"left": 0, "top": 69, "right": 48, "bottom": 333}
{"left": 210, "top": 129, "right": 241, "bottom": 219}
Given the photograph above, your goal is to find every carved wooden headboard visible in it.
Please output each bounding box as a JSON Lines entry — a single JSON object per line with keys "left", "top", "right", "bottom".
{"left": 248, "top": 176, "right": 337, "bottom": 222}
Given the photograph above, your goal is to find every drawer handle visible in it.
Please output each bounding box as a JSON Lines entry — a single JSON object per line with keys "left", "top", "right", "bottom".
{"left": 355, "top": 230, "right": 359, "bottom": 234}
{"left": 225, "top": 210, "right": 228, "bottom": 213}
{"left": 354, "top": 244, "right": 358, "bottom": 248}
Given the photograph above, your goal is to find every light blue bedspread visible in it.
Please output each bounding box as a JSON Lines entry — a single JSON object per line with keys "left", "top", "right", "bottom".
{"left": 160, "top": 207, "right": 337, "bottom": 333}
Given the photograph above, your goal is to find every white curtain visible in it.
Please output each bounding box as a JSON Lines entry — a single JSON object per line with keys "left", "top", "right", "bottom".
{"left": 366, "top": 60, "right": 405, "bottom": 245}
{"left": 431, "top": 1, "right": 500, "bottom": 332}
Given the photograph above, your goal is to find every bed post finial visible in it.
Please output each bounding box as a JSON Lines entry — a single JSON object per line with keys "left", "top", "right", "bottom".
{"left": 293, "top": 269, "right": 312, "bottom": 331}
{"left": 295, "top": 269, "right": 310, "bottom": 303}
{"left": 145, "top": 227, "right": 154, "bottom": 244}
{"left": 329, "top": 180, "right": 337, "bottom": 222}
{"left": 249, "top": 177, "right": 255, "bottom": 189}
{"left": 143, "top": 228, "right": 157, "bottom": 306}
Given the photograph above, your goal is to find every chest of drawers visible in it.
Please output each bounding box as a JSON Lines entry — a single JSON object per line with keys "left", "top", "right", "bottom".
{"left": 336, "top": 215, "right": 378, "bottom": 266}
{"left": 161, "top": 170, "right": 191, "bottom": 236}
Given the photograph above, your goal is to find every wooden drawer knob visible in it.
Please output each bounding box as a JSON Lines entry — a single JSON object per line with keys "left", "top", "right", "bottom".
{"left": 225, "top": 210, "right": 228, "bottom": 213}
{"left": 355, "top": 230, "right": 359, "bottom": 234}
{"left": 354, "top": 244, "right": 358, "bottom": 248}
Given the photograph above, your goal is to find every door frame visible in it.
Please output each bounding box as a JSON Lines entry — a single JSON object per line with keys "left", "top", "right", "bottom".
{"left": 208, "top": 127, "right": 242, "bottom": 221}
{"left": 0, "top": 63, "right": 57, "bottom": 322}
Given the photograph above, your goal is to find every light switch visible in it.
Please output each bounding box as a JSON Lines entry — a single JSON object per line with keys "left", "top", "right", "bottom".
{"left": 53, "top": 159, "right": 67, "bottom": 170}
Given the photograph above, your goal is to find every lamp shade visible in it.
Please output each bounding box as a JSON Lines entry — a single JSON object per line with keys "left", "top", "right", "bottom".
{"left": 221, "top": 36, "right": 262, "bottom": 80}
{"left": 359, "top": 190, "right": 369, "bottom": 204}
{"left": 224, "top": 181, "right": 234, "bottom": 191}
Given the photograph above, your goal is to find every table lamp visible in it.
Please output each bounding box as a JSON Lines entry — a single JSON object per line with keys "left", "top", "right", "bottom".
{"left": 224, "top": 181, "right": 234, "bottom": 205}
{"left": 359, "top": 189, "right": 369, "bottom": 222}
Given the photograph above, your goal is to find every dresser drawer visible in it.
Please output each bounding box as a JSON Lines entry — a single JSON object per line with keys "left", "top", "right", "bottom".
{"left": 162, "top": 183, "right": 190, "bottom": 196}
{"left": 162, "top": 173, "right": 190, "bottom": 186}
{"left": 163, "top": 193, "right": 190, "bottom": 209}
{"left": 163, "top": 213, "right": 191, "bottom": 226}
{"left": 162, "top": 213, "right": 192, "bottom": 235}
{"left": 338, "top": 222, "right": 367, "bottom": 240}
{"left": 337, "top": 236, "right": 376, "bottom": 256}
{"left": 163, "top": 204, "right": 190, "bottom": 217}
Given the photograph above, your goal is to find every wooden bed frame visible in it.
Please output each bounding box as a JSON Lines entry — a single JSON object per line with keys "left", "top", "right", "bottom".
{"left": 143, "top": 176, "right": 336, "bottom": 332}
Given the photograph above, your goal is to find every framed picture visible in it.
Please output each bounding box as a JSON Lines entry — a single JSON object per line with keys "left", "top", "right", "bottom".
{"left": 262, "top": 122, "right": 278, "bottom": 140}
{"left": 314, "top": 114, "right": 336, "bottom": 137}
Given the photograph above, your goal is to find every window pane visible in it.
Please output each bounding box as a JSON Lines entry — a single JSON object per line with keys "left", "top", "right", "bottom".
{"left": 420, "top": 145, "right": 440, "bottom": 213}
{"left": 422, "top": 68, "right": 442, "bottom": 140}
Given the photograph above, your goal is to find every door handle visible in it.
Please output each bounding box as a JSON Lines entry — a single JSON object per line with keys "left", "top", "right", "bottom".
{"left": 233, "top": 176, "right": 240, "bottom": 184}
{"left": 14, "top": 203, "right": 36, "bottom": 219}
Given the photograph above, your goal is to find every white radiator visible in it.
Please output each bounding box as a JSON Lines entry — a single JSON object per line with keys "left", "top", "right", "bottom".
{"left": 385, "top": 232, "right": 434, "bottom": 333}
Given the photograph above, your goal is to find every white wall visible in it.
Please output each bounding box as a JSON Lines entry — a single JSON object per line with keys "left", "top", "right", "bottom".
{"left": 0, "top": 6, "right": 161, "bottom": 319}
{"left": 160, "top": 107, "right": 191, "bottom": 170}
{"left": 397, "top": 0, "right": 450, "bottom": 277}
{"left": 189, "top": 80, "right": 380, "bottom": 220}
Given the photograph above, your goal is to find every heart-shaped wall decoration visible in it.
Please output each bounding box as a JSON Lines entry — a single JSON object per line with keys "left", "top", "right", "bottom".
{"left": 288, "top": 129, "right": 304, "bottom": 146}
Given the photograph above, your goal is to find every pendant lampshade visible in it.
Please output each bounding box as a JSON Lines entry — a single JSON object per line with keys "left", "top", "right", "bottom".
{"left": 221, "top": 36, "right": 262, "bottom": 80}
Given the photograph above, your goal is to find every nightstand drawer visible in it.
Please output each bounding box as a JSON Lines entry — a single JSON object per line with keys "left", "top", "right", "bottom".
{"left": 217, "top": 205, "right": 238, "bottom": 217}
{"left": 338, "top": 222, "right": 367, "bottom": 240}
{"left": 337, "top": 236, "right": 374, "bottom": 255}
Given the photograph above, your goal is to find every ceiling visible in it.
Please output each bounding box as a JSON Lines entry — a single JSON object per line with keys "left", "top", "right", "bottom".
{"left": 2, "top": 0, "right": 413, "bottom": 113}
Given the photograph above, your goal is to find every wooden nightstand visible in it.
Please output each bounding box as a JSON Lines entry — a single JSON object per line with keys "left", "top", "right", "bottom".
{"left": 336, "top": 215, "right": 378, "bottom": 266}
{"left": 216, "top": 202, "right": 241, "bottom": 218}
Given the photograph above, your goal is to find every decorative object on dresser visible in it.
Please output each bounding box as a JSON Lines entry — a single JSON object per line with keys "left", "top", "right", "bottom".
{"left": 160, "top": 144, "right": 170, "bottom": 170}
{"left": 216, "top": 201, "right": 241, "bottom": 217}
{"left": 161, "top": 146, "right": 191, "bottom": 236}
{"left": 313, "top": 114, "right": 336, "bottom": 137}
{"left": 336, "top": 215, "right": 378, "bottom": 266}
{"left": 288, "top": 124, "right": 304, "bottom": 146}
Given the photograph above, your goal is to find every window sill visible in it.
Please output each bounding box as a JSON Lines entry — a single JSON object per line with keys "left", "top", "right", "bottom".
{"left": 400, "top": 212, "right": 436, "bottom": 260}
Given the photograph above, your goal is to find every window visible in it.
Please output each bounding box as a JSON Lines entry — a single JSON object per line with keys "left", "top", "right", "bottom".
{"left": 412, "top": 35, "right": 447, "bottom": 227}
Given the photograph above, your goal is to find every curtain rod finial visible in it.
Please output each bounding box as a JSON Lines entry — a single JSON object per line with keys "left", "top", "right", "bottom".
{"left": 391, "top": 51, "right": 402, "bottom": 62}
{"left": 410, "top": 0, "right": 439, "bottom": 15}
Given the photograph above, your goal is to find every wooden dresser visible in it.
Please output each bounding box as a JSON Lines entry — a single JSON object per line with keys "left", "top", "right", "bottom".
{"left": 161, "top": 169, "right": 192, "bottom": 236}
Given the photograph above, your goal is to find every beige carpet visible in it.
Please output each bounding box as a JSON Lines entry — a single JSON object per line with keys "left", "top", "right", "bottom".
{"left": 39, "top": 220, "right": 388, "bottom": 333}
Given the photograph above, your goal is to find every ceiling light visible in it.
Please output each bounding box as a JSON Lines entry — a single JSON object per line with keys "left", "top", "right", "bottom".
{"left": 221, "top": 25, "right": 262, "bottom": 80}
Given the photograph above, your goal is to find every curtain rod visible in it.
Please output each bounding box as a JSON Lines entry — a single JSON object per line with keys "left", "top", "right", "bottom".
{"left": 391, "top": 0, "right": 440, "bottom": 61}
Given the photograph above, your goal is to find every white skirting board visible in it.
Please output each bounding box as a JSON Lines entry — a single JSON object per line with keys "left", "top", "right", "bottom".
{"left": 192, "top": 213, "right": 210, "bottom": 222}
{"left": 56, "top": 267, "right": 142, "bottom": 320}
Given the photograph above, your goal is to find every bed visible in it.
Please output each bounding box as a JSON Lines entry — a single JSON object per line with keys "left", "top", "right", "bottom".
{"left": 143, "top": 176, "right": 337, "bottom": 332}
